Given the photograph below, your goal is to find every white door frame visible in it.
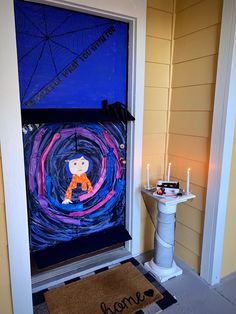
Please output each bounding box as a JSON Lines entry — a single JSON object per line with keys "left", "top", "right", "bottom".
{"left": 200, "top": 0, "right": 236, "bottom": 285}
{"left": 0, "top": 1, "right": 146, "bottom": 313}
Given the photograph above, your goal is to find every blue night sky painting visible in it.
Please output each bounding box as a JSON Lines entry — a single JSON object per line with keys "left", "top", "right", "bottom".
{"left": 14, "top": 0, "right": 128, "bottom": 109}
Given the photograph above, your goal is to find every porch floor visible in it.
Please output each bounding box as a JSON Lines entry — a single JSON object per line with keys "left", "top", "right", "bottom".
{"left": 137, "top": 252, "right": 236, "bottom": 314}
{"left": 34, "top": 252, "right": 236, "bottom": 313}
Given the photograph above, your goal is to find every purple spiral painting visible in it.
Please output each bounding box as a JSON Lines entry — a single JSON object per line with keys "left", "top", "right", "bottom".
{"left": 23, "top": 122, "right": 126, "bottom": 252}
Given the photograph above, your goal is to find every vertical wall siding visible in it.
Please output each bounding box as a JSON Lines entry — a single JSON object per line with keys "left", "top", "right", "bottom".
{"left": 168, "top": 0, "right": 223, "bottom": 272}
{"left": 221, "top": 123, "right": 236, "bottom": 278}
{"left": 0, "top": 155, "right": 13, "bottom": 314}
{"left": 141, "top": 0, "right": 174, "bottom": 252}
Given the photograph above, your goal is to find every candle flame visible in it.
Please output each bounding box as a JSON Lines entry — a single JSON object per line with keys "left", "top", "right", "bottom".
{"left": 187, "top": 168, "right": 191, "bottom": 172}
{"left": 169, "top": 162, "right": 172, "bottom": 166}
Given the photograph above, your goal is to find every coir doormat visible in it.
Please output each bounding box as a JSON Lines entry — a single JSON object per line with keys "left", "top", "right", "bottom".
{"left": 33, "top": 258, "right": 177, "bottom": 314}
{"left": 45, "top": 262, "right": 162, "bottom": 314}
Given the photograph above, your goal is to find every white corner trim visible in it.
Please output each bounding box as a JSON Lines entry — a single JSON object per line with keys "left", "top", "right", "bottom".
{"left": 0, "top": 1, "right": 33, "bottom": 314}
{"left": 200, "top": 0, "right": 236, "bottom": 285}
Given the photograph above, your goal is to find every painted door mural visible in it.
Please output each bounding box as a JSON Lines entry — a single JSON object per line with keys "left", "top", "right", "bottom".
{"left": 14, "top": 0, "right": 130, "bottom": 257}
{"left": 23, "top": 122, "right": 126, "bottom": 252}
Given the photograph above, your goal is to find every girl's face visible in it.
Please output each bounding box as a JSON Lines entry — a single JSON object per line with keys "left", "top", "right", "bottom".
{"left": 68, "top": 156, "right": 89, "bottom": 176}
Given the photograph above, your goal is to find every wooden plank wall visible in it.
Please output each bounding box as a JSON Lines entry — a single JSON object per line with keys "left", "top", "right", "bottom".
{"left": 141, "top": 0, "right": 174, "bottom": 252}
{"left": 168, "top": 0, "right": 223, "bottom": 272}
{"left": 0, "top": 154, "right": 13, "bottom": 314}
{"left": 222, "top": 123, "right": 236, "bottom": 278}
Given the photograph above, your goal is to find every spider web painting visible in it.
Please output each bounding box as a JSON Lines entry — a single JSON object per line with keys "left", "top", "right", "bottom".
{"left": 14, "top": 0, "right": 128, "bottom": 109}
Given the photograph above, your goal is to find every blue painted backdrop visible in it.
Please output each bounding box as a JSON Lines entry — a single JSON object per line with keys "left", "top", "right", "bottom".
{"left": 14, "top": 0, "right": 128, "bottom": 108}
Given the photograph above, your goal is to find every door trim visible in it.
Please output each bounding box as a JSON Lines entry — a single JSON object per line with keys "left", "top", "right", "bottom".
{"left": 200, "top": 0, "right": 236, "bottom": 285}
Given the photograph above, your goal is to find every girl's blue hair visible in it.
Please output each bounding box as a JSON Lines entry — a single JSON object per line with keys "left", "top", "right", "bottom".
{"left": 65, "top": 154, "right": 92, "bottom": 177}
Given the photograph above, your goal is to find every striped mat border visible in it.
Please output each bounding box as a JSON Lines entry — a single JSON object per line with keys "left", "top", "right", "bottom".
{"left": 33, "top": 258, "right": 177, "bottom": 314}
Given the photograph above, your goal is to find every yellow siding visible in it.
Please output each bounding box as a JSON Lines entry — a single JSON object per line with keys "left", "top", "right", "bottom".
{"left": 0, "top": 156, "right": 13, "bottom": 314}
{"left": 167, "top": 0, "right": 223, "bottom": 272}
{"left": 168, "top": 155, "right": 208, "bottom": 188}
{"left": 141, "top": 1, "right": 174, "bottom": 252}
{"left": 168, "top": 134, "right": 210, "bottom": 163}
{"left": 142, "top": 154, "right": 165, "bottom": 189}
{"left": 176, "top": 0, "right": 202, "bottom": 13}
{"left": 172, "top": 177, "right": 206, "bottom": 211}
{"left": 175, "top": 241, "right": 200, "bottom": 271}
{"left": 140, "top": 197, "right": 156, "bottom": 252}
{"left": 169, "top": 111, "right": 212, "bottom": 138}
{"left": 143, "top": 111, "right": 167, "bottom": 134}
{"left": 146, "top": 8, "right": 172, "bottom": 39}
{"left": 146, "top": 37, "right": 171, "bottom": 64}
{"left": 172, "top": 55, "right": 218, "bottom": 87}
{"left": 147, "top": 0, "right": 174, "bottom": 13}
{"left": 171, "top": 84, "right": 215, "bottom": 111}
{"left": 173, "top": 25, "right": 221, "bottom": 63}
{"left": 175, "top": 221, "right": 202, "bottom": 256}
{"left": 145, "top": 63, "right": 170, "bottom": 87}
{"left": 177, "top": 204, "right": 204, "bottom": 234}
{"left": 144, "top": 87, "right": 168, "bottom": 110}
{"left": 175, "top": 0, "right": 223, "bottom": 38}
{"left": 143, "top": 134, "right": 166, "bottom": 156}
{"left": 221, "top": 124, "right": 236, "bottom": 277}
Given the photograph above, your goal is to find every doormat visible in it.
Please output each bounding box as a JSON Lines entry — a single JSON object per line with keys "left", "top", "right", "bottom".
{"left": 45, "top": 262, "right": 162, "bottom": 314}
{"left": 33, "top": 258, "right": 177, "bottom": 314}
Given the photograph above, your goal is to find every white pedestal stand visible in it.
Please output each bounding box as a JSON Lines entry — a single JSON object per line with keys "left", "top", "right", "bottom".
{"left": 142, "top": 190, "right": 195, "bottom": 283}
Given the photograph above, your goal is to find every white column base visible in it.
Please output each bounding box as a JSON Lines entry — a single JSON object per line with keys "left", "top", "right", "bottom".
{"left": 144, "top": 259, "right": 183, "bottom": 283}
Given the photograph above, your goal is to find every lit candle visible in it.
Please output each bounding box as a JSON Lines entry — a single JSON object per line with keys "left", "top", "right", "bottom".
{"left": 167, "top": 162, "right": 171, "bottom": 181}
{"left": 146, "top": 163, "right": 150, "bottom": 189}
{"left": 186, "top": 168, "right": 191, "bottom": 194}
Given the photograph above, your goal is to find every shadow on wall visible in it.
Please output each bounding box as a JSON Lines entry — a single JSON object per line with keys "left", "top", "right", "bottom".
{"left": 140, "top": 196, "right": 156, "bottom": 253}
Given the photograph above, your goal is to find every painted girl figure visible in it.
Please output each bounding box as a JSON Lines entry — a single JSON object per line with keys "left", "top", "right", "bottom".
{"left": 62, "top": 155, "right": 92, "bottom": 204}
